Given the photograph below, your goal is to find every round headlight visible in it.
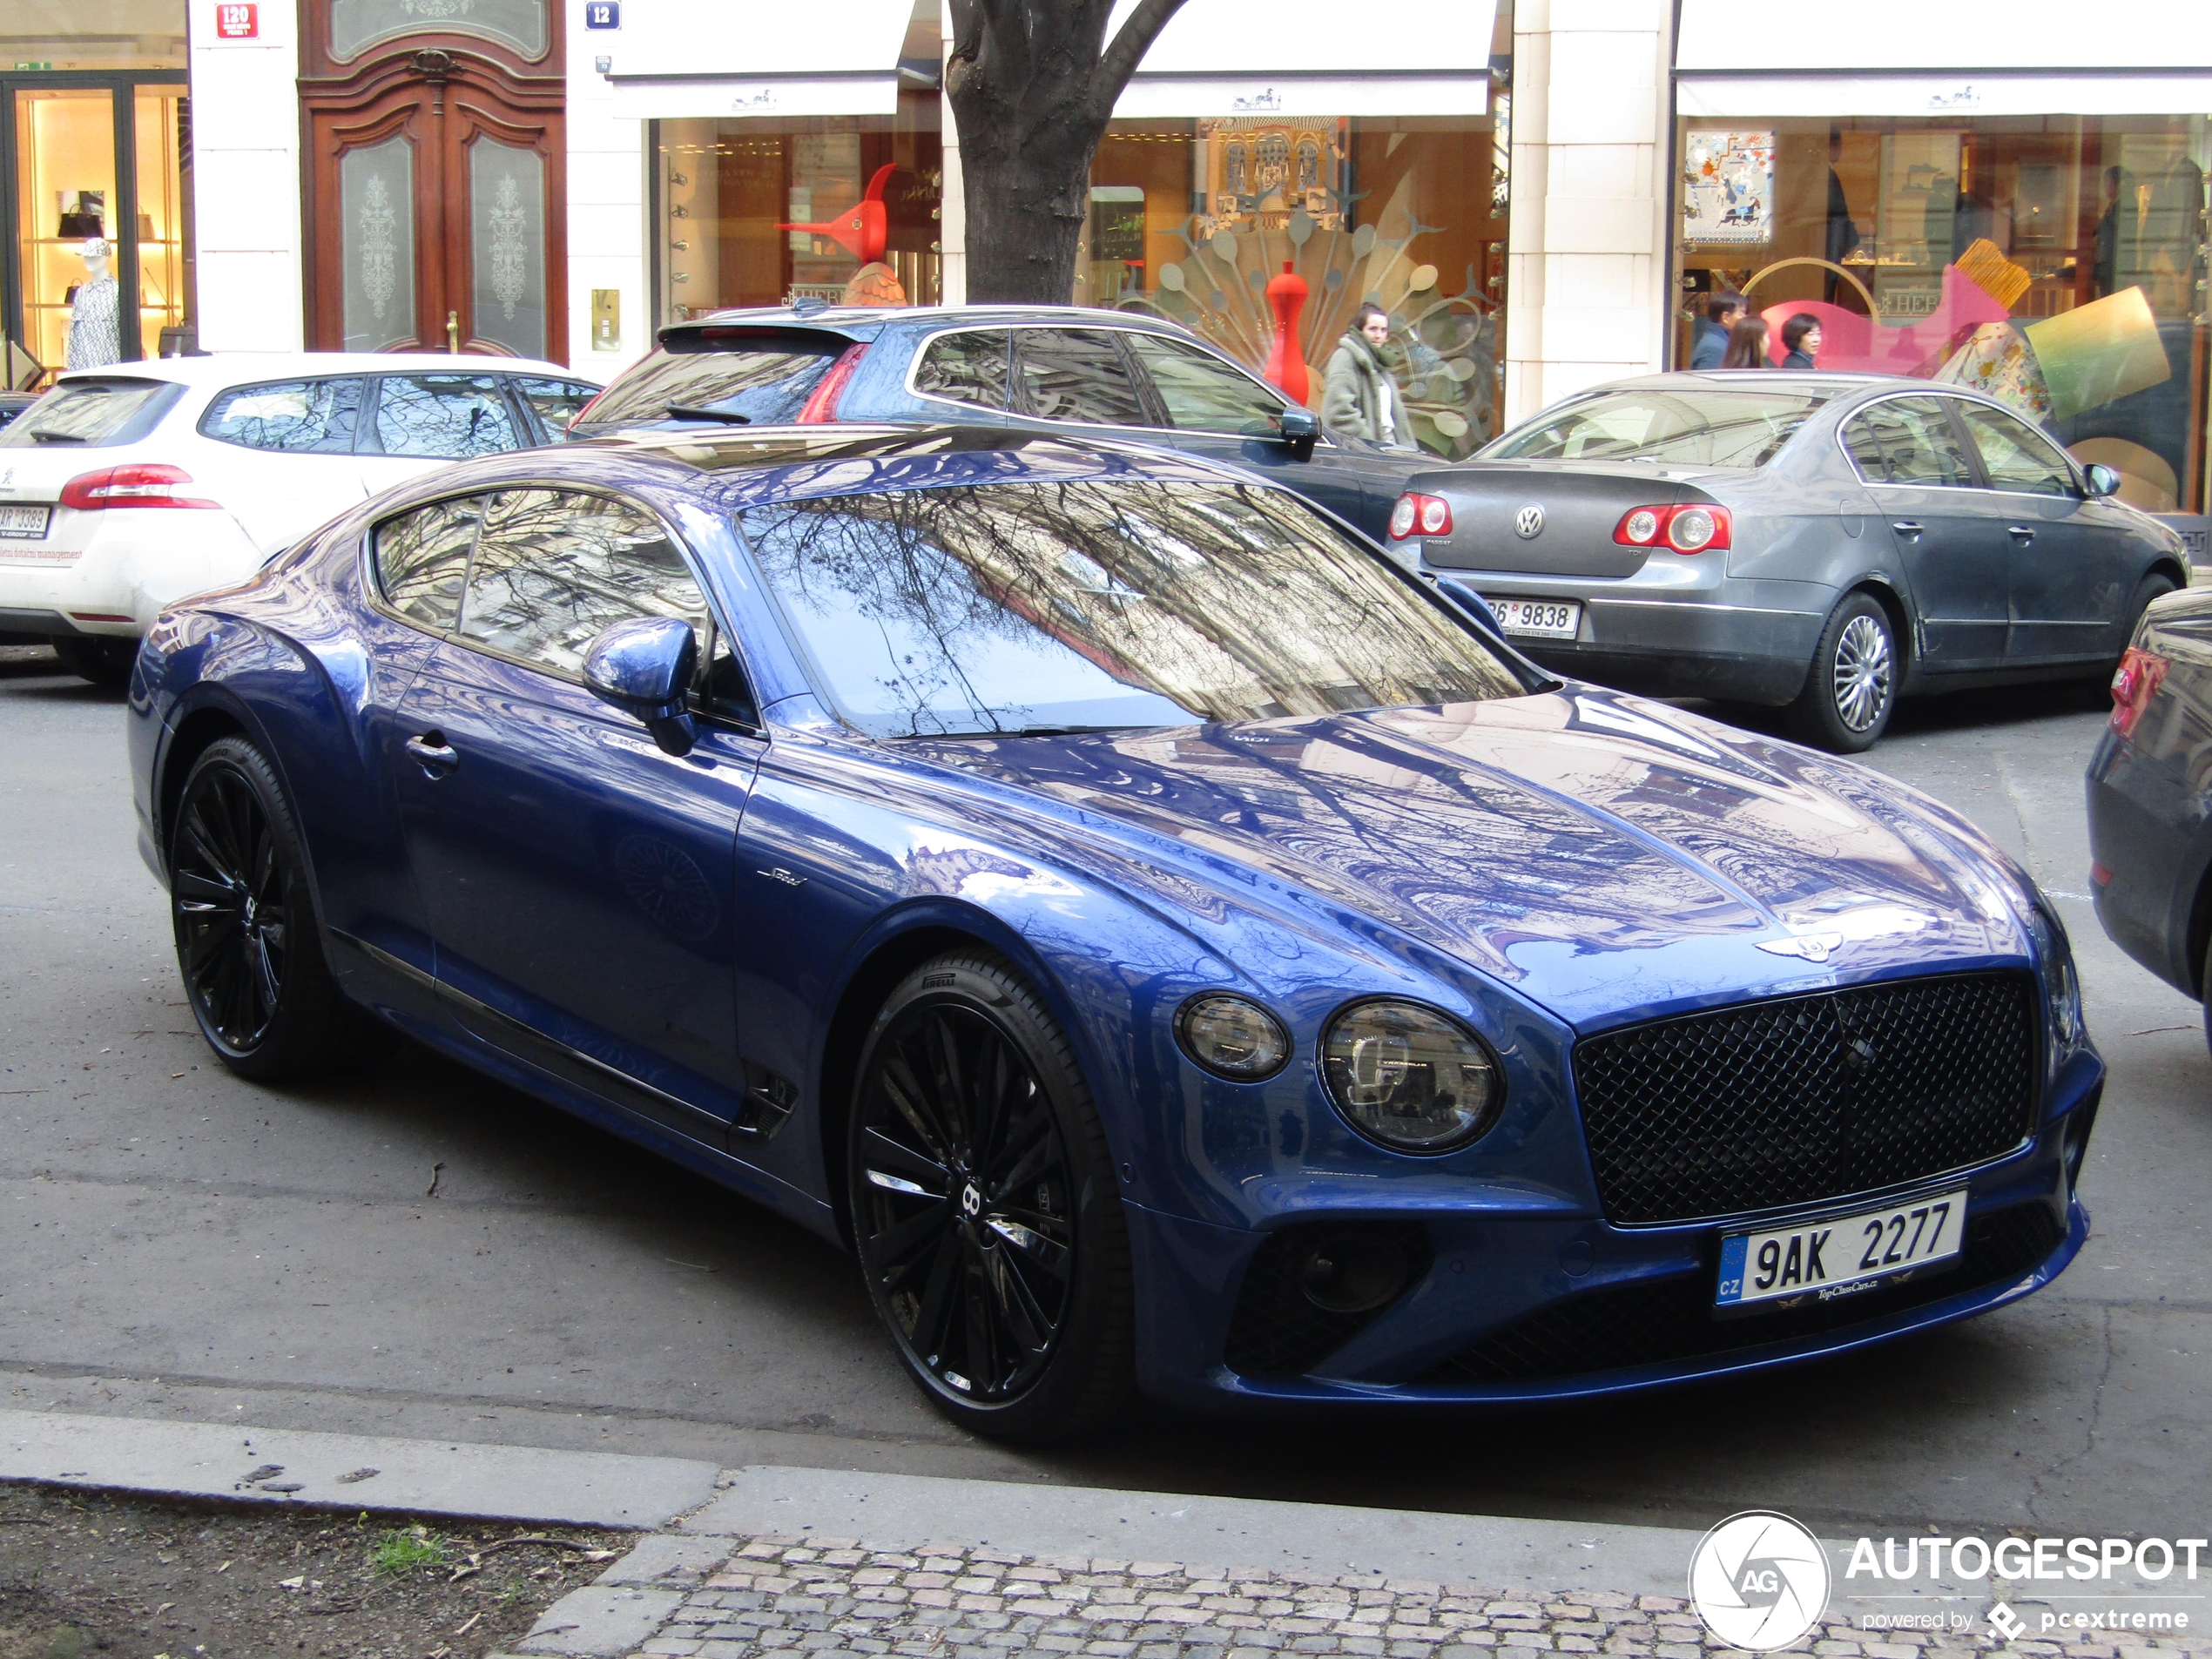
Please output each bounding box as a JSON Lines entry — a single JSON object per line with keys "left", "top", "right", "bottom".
{"left": 1319, "top": 1000, "right": 1502, "bottom": 1152}
{"left": 1669, "top": 507, "right": 1716, "bottom": 550}
{"left": 1177, "top": 994, "right": 1291, "bottom": 1081}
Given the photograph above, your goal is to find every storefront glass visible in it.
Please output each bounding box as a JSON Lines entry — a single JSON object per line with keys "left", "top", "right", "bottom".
{"left": 11, "top": 87, "right": 117, "bottom": 374}
{"left": 651, "top": 92, "right": 942, "bottom": 323}
{"left": 132, "top": 84, "right": 189, "bottom": 358}
{"left": 1672, "top": 112, "right": 2212, "bottom": 519}
{"left": 1086, "top": 102, "right": 1511, "bottom": 459}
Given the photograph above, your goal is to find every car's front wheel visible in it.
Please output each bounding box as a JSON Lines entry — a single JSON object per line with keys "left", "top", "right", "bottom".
{"left": 1788, "top": 591, "right": 1898, "bottom": 752}
{"left": 846, "top": 949, "right": 1135, "bottom": 1442}
{"left": 51, "top": 634, "right": 137, "bottom": 689}
{"left": 171, "top": 736, "right": 379, "bottom": 1081}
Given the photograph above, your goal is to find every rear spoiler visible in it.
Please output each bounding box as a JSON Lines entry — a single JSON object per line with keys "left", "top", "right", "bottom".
{"left": 655, "top": 320, "right": 874, "bottom": 356}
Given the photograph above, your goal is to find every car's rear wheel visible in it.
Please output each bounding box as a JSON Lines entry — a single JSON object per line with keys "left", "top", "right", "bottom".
{"left": 1788, "top": 591, "right": 1898, "bottom": 752}
{"left": 2122, "top": 571, "right": 2180, "bottom": 656}
{"left": 171, "top": 737, "right": 378, "bottom": 1081}
{"left": 51, "top": 634, "right": 137, "bottom": 689}
{"left": 847, "top": 949, "right": 1135, "bottom": 1442}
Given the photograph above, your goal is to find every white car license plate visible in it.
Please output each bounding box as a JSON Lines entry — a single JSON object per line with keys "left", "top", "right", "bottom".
{"left": 0, "top": 504, "right": 51, "bottom": 539}
{"left": 1716, "top": 1189, "right": 1966, "bottom": 1312}
{"left": 1489, "top": 597, "right": 1581, "bottom": 639}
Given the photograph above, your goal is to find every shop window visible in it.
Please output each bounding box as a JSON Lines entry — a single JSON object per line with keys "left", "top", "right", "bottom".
{"left": 11, "top": 87, "right": 118, "bottom": 374}
{"left": 1674, "top": 113, "right": 2211, "bottom": 518}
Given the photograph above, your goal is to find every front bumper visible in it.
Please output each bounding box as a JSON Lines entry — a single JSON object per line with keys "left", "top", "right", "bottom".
{"left": 1127, "top": 1055, "right": 2098, "bottom": 1410}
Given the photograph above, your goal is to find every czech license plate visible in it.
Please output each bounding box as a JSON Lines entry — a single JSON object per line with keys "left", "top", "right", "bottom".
{"left": 1488, "top": 597, "right": 1581, "bottom": 638}
{"left": 1716, "top": 1188, "right": 1967, "bottom": 1312}
{"left": 0, "top": 504, "right": 51, "bottom": 539}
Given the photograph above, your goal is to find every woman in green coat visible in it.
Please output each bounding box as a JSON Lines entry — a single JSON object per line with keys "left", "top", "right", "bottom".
{"left": 1320, "top": 303, "right": 1412, "bottom": 447}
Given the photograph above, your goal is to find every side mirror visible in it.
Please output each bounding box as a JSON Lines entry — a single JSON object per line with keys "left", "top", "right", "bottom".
{"left": 2083, "top": 462, "right": 2122, "bottom": 499}
{"left": 583, "top": 616, "right": 698, "bottom": 756}
{"left": 1276, "top": 406, "right": 1318, "bottom": 460}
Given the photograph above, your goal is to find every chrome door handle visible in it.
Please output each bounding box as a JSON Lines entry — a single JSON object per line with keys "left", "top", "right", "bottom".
{"left": 2007, "top": 524, "right": 2036, "bottom": 541}
{"left": 405, "top": 733, "right": 458, "bottom": 773}
{"left": 1891, "top": 521, "right": 1924, "bottom": 536}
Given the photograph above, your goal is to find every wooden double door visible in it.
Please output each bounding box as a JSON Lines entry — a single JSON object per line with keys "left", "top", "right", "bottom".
{"left": 305, "top": 50, "right": 563, "bottom": 361}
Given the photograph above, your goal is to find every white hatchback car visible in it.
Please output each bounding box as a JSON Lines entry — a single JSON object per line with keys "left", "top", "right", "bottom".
{"left": 0, "top": 353, "right": 601, "bottom": 684}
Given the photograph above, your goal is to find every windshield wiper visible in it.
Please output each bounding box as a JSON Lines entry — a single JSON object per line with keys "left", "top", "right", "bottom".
{"left": 663, "top": 404, "right": 752, "bottom": 425}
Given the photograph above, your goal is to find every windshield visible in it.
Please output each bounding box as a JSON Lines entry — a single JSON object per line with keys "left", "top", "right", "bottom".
{"left": 0, "top": 378, "right": 174, "bottom": 448}
{"left": 742, "top": 479, "right": 1527, "bottom": 739}
{"left": 1483, "top": 388, "right": 1831, "bottom": 468}
{"left": 580, "top": 338, "right": 845, "bottom": 428}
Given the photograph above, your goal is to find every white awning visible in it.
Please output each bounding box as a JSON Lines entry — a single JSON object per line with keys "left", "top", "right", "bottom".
{"left": 1676, "top": 0, "right": 2212, "bottom": 71}
{"left": 598, "top": 0, "right": 920, "bottom": 119}
{"left": 1108, "top": 0, "right": 1501, "bottom": 118}
{"left": 1676, "top": 74, "right": 2212, "bottom": 119}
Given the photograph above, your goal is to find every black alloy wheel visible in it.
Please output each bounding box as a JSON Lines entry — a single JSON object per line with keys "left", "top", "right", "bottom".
{"left": 848, "top": 951, "right": 1134, "bottom": 1441}
{"left": 171, "top": 737, "right": 376, "bottom": 1080}
{"left": 1788, "top": 590, "right": 1898, "bottom": 752}
{"left": 2122, "top": 572, "right": 2179, "bottom": 658}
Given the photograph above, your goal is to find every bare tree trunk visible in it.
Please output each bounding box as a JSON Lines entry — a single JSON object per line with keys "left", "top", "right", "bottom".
{"left": 946, "top": 0, "right": 1188, "bottom": 306}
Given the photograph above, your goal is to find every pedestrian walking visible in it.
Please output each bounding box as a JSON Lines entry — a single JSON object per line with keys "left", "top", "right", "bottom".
{"left": 1321, "top": 303, "right": 1412, "bottom": 446}
{"left": 1689, "top": 291, "right": 1746, "bottom": 369}
{"left": 1721, "top": 315, "right": 1774, "bottom": 368}
{"left": 1778, "top": 313, "right": 1823, "bottom": 368}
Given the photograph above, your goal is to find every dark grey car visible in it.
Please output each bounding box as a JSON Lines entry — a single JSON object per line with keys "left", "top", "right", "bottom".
{"left": 1390, "top": 372, "right": 2193, "bottom": 750}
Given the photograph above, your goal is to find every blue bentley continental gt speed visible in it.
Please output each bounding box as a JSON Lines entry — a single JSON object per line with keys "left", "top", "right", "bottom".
{"left": 129, "top": 426, "right": 2100, "bottom": 1440}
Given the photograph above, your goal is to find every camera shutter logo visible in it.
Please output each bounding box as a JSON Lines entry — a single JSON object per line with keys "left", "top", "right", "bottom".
{"left": 1689, "top": 1511, "right": 1831, "bottom": 1651}
{"left": 1514, "top": 503, "right": 1546, "bottom": 539}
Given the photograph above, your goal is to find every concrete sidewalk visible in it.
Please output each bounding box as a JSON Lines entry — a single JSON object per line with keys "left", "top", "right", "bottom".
{"left": 1, "top": 1409, "right": 2202, "bottom": 1659}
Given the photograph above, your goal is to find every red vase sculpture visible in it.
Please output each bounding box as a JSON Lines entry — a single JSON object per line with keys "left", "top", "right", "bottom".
{"left": 1264, "top": 260, "right": 1311, "bottom": 405}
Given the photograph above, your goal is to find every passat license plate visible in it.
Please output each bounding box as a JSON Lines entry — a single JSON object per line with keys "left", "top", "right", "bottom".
{"left": 1488, "top": 597, "right": 1581, "bottom": 638}
{"left": 0, "top": 504, "right": 51, "bottom": 539}
{"left": 1716, "top": 1189, "right": 1967, "bottom": 1312}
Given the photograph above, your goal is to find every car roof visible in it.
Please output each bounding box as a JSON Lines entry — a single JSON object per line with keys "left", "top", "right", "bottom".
{"left": 51, "top": 352, "right": 597, "bottom": 389}
{"left": 668, "top": 303, "right": 1198, "bottom": 340}
{"left": 1581, "top": 369, "right": 1934, "bottom": 394}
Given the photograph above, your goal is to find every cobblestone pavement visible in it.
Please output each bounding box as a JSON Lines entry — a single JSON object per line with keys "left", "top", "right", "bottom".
{"left": 511, "top": 1537, "right": 2209, "bottom": 1659}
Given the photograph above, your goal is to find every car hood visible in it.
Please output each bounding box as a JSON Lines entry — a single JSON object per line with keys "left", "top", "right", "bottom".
{"left": 907, "top": 689, "right": 2031, "bottom": 1032}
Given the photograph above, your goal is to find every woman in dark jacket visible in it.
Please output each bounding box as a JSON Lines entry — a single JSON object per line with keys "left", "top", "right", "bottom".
{"left": 1778, "top": 312, "right": 1823, "bottom": 369}
{"left": 1721, "top": 316, "right": 1774, "bottom": 368}
{"left": 1320, "top": 303, "right": 1412, "bottom": 445}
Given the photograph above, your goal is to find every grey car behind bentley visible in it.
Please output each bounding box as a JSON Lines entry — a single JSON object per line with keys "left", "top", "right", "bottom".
{"left": 1388, "top": 372, "right": 2191, "bottom": 750}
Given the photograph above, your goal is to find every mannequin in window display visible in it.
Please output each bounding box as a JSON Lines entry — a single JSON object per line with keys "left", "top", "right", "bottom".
{"left": 65, "top": 238, "right": 122, "bottom": 370}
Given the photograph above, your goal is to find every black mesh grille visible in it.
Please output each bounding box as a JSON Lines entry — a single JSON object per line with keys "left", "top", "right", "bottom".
{"left": 1224, "top": 1223, "right": 1433, "bottom": 1379}
{"left": 1420, "top": 1201, "right": 2064, "bottom": 1386}
{"left": 1574, "top": 972, "right": 2039, "bottom": 1225}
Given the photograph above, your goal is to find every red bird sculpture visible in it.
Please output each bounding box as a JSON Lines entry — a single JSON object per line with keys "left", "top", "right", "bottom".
{"left": 777, "top": 163, "right": 895, "bottom": 265}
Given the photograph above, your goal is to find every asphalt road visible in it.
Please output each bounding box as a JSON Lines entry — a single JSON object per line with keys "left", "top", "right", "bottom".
{"left": 3, "top": 644, "right": 2204, "bottom": 1543}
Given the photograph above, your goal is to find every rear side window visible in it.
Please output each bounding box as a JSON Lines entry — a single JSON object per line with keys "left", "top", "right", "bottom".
{"left": 457, "top": 489, "right": 710, "bottom": 678}
{"left": 0, "top": 378, "right": 178, "bottom": 448}
{"left": 200, "top": 378, "right": 364, "bottom": 453}
{"left": 1123, "top": 333, "right": 1285, "bottom": 436}
{"left": 513, "top": 376, "right": 599, "bottom": 439}
{"left": 1843, "top": 397, "right": 1977, "bottom": 488}
{"left": 374, "top": 496, "right": 486, "bottom": 631}
{"left": 1013, "top": 328, "right": 1150, "bottom": 426}
{"left": 368, "top": 374, "right": 521, "bottom": 459}
{"left": 583, "top": 338, "right": 846, "bottom": 428}
{"left": 914, "top": 330, "right": 1010, "bottom": 409}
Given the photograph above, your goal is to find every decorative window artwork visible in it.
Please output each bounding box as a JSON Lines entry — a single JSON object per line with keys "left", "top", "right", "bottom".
{"left": 1681, "top": 130, "right": 1774, "bottom": 246}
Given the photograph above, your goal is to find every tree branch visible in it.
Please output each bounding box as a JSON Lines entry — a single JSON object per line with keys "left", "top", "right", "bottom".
{"left": 1090, "top": 0, "right": 1188, "bottom": 120}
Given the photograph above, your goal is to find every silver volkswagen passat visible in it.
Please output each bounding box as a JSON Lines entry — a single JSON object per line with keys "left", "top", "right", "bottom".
{"left": 1386, "top": 372, "right": 2191, "bottom": 750}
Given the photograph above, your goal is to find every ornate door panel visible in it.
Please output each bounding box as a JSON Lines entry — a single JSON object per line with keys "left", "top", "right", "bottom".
{"left": 301, "top": 3, "right": 563, "bottom": 359}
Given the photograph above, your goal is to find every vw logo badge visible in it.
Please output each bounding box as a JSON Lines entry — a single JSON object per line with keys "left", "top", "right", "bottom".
{"left": 1514, "top": 503, "right": 1546, "bottom": 539}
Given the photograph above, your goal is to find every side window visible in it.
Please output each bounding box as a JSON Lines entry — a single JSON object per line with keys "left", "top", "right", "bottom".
{"left": 373, "top": 496, "right": 486, "bottom": 632}
{"left": 1955, "top": 403, "right": 2075, "bottom": 496}
{"left": 456, "top": 489, "right": 710, "bottom": 678}
{"left": 1842, "top": 397, "right": 1976, "bottom": 487}
{"left": 200, "top": 378, "right": 363, "bottom": 453}
{"left": 368, "top": 374, "right": 522, "bottom": 459}
{"left": 1123, "top": 334, "right": 1286, "bottom": 437}
{"left": 1012, "top": 328, "right": 1150, "bottom": 426}
{"left": 513, "top": 376, "right": 600, "bottom": 440}
{"left": 696, "top": 617, "right": 758, "bottom": 725}
{"left": 913, "top": 329, "right": 1010, "bottom": 409}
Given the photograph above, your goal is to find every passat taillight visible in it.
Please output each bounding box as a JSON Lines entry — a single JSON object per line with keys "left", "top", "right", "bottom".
{"left": 1387, "top": 492, "right": 1453, "bottom": 540}
{"left": 797, "top": 343, "right": 867, "bottom": 424}
{"left": 60, "top": 463, "right": 219, "bottom": 510}
{"left": 1613, "top": 502, "right": 1732, "bottom": 552}
{"left": 2109, "top": 646, "right": 2169, "bottom": 738}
